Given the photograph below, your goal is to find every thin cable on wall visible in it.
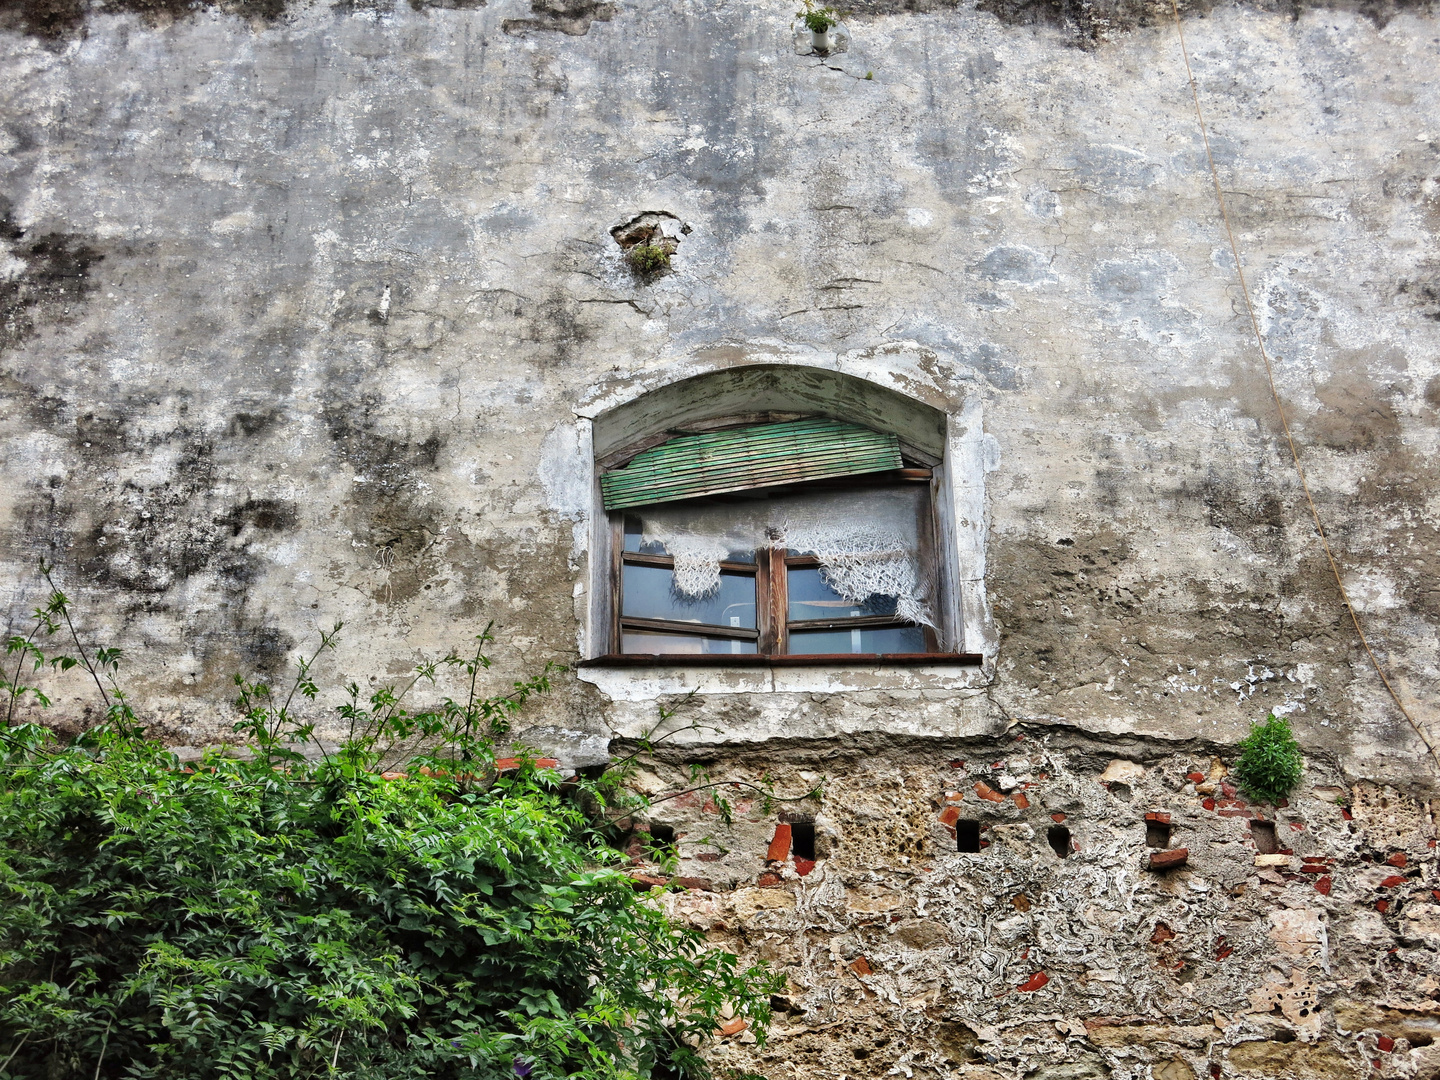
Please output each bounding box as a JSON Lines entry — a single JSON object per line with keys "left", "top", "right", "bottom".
{"left": 1166, "top": 0, "right": 1439, "bottom": 770}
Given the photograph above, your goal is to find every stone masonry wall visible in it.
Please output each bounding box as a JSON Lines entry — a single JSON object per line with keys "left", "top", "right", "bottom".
{"left": 622, "top": 733, "right": 1440, "bottom": 1080}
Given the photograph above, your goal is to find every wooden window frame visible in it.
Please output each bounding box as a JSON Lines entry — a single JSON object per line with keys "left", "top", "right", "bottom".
{"left": 609, "top": 470, "right": 944, "bottom": 659}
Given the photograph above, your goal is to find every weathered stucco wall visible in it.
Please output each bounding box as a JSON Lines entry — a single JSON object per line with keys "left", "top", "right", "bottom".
{"left": 3, "top": 0, "right": 1440, "bottom": 1071}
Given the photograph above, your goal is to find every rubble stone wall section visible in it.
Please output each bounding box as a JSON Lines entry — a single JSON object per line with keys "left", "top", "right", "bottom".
{"left": 612, "top": 735, "right": 1440, "bottom": 1079}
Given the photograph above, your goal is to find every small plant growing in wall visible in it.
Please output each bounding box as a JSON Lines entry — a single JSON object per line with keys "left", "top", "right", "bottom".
{"left": 796, "top": 0, "right": 842, "bottom": 51}
{"left": 628, "top": 242, "right": 671, "bottom": 276}
{"left": 1232, "top": 712, "right": 1304, "bottom": 804}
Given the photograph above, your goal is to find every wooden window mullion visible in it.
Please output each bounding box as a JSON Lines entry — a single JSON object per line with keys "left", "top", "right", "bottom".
{"left": 768, "top": 547, "right": 789, "bottom": 655}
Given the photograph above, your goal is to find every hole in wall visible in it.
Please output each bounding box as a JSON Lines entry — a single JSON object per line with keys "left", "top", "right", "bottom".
{"left": 610, "top": 211, "right": 687, "bottom": 280}
{"left": 1047, "top": 825, "right": 1071, "bottom": 858}
{"left": 790, "top": 820, "right": 817, "bottom": 861}
{"left": 1147, "top": 820, "right": 1173, "bottom": 848}
{"left": 957, "top": 820, "right": 982, "bottom": 853}
{"left": 1250, "top": 820, "right": 1279, "bottom": 855}
{"left": 1108, "top": 782, "right": 1133, "bottom": 802}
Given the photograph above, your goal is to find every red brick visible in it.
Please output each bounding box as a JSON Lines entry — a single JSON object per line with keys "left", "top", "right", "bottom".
{"left": 717, "top": 1017, "right": 748, "bottom": 1037}
{"left": 1151, "top": 922, "right": 1176, "bottom": 943}
{"left": 1275, "top": 798, "right": 1289, "bottom": 808}
{"left": 1315, "top": 876, "right": 1333, "bottom": 896}
{"left": 1387, "top": 852, "right": 1408, "bottom": 868}
{"left": 794, "top": 857, "right": 816, "bottom": 877}
{"left": 629, "top": 873, "right": 669, "bottom": 890}
{"left": 1216, "top": 945, "right": 1233, "bottom": 960}
{"left": 974, "top": 781, "right": 1006, "bottom": 803}
{"left": 673, "top": 876, "right": 713, "bottom": 891}
{"left": 1187, "top": 772, "right": 1205, "bottom": 783}
{"left": 1381, "top": 875, "right": 1406, "bottom": 888}
{"left": 1221, "top": 782, "right": 1238, "bottom": 797}
{"left": 1341, "top": 808, "right": 1353, "bottom": 820}
{"left": 1145, "top": 812, "right": 1172, "bottom": 824}
{"left": 493, "top": 756, "right": 559, "bottom": 771}
{"left": 848, "top": 956, "right": 874, "bottom": 976}
{"left": 766, "top": 823, "right": 792, "bottom": 862}
{"left": 1013, "top": 792, "right": 1031, "bottom": 809}
{"left": 938, "top": 805, "right": 962, "bottom": 827}
{"left": 1217, "top": 809, "right": 1253, "bottom": 818}
{"left": 1376, "top": 900, "right": 1390, "bottom": 913}
{"left": 1433, "top": 890, "right": 1440, "bottom": 904}
{"left": 1017, "top": 971, "right": 1050, "bottom": 992}
{"left": 1378, "top": 1036, "right": 1395, "bottom": 1053}
{"left": 1052, "top": 812, "right": 1068, "bottom": 822}
{"left": 1148, "top": 848, "right": 1189, "bottom": 871}
{"left": 1291, "top": 822, "right": 1305, "bottom": 830}
{"left": 948, "top": 759, "right": 965, "bottom": 769}
{"left": 697, "top": 852, "right": 721, "bottom": 862}
{"left": 1300, "top": 865, "right": 1328, "bottom": 874}
{"left": 1202, "top": 798, "right": 1217, "bottom": 811}
{"left": 757, "top": 871, "right": 782, "bottom": 887}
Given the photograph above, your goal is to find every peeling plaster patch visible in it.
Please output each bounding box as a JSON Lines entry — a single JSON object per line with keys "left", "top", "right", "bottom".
{"left": 972, "top": 245, "right": 1057, "bottom": 288}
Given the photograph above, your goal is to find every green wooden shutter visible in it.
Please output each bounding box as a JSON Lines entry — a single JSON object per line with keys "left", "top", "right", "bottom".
{"left": 601, "top": 419, "right": 903, "bottom": 510}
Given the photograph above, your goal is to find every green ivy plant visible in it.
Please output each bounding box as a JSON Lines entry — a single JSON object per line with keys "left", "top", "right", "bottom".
{"left": 1232, "top": 712, "right": 1305, "bottom": 804}
{"left": 0, "top": 576, "right": 781, "bottom": 1080}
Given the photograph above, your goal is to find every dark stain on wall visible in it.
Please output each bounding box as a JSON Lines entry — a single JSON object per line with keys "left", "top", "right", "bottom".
{"left": 502, "top": 0, "right": 616, "bottom": 35}
{"left": 0, "top": 0, "right": 288, "bottom": 40}
{"left": 0, "top": 198, "right": 103, "bottom": 354}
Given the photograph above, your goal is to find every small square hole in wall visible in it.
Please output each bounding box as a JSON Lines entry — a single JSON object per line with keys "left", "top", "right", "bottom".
{"left": 1146, "top": 820, "right": 1173, "bottom": 848}
{"left": 1250, "top": 819, "right": 1279, "bottom": 854}
{"left": 1047, "top": 825, "right": 1071, "bottom": 858}
{"left": 790, "top": 820, "right": 817, "bottom": 861}
{"left": 647, "top": 822, "right": 677, "bottom": 860}
{"left": 957, "top": 820, "right": 982, "bottom": 853}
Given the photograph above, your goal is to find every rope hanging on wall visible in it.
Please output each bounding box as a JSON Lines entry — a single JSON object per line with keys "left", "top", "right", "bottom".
{"left": 1166, "top": 0, "right": 1440, "bottom": 771}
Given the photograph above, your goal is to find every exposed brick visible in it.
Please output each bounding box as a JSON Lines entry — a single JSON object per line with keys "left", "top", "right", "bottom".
{"left": 848, "top": 956, "right": 874, "bottom": 976}
{"left": 1217, "top": 809, "right": 1253, "bottom": 818}
{"left": 1017, "top": 971, "right": 1050, "bottom": 992}
{"left": 767, "top": 822, "right": 792, "bottom": 862}
{"left": 1433, "top": 890, "right": 1440, "bottom": 903}
{"left": 1145, "top": 812, "right": 1172, "bottom": 824}
{"left": 1187, "top": 772, "right": 1206, "bottom": 783}
{"left": 493, "top": 756, "right": 560, "bottom": 771}
{"left": 673, "top": 876, "right": 713, "bottom": 891}
{"left": 1149, "top": 848, "right": 1189, "bottom": 871}
{"left": 629, "top": 872, "right": 669, "bottom": 890}
{"left": 974, "top": 781, "right": 1006, "bottom": 803}
{"left": 1376, "top": 900, "right": 1390, "bottom": 913}
{"left": 1221, "top": 782, "right": 1238, "bottom": 797}
{"left": 697, "top": 852, "right": 721, "bottom": 862}
{"left": 1380, "top": 875, "right": 1406, "bottom": 888}
{"left": 1300, "top": 865, "right": 1328, "bottom": 874}
{"left": 757, "top": 871, "right": 782, "bottom": 887}
{"left": 1013, "top": 792, "right": 1031, "bottom": 809}
{"left": 948, "top": 759, "right": 965, "bottom": 769}
{"left": 717, "top": 1017, "right": 748, "bottom": 1037}
{"left": 1276, "top": 798, "right": 1289, "bottom": 808}
{"left": 1151, "top": 922, "right": 1176, "bottom": 943}
{"left": 1051, "top": 812, "right": 1068, "bottom": 822}
{"left": 1387, "top": 852, "right": 1408, "bottom": 868}
{"left": 1341, "top": 808, "right": 1353, "bottom": 820}
{"left": 1202, "top": 798, "right": 1217, "bottom": 811}
{"left": 1315, "top": 876, "right": 1333, "bottom": 896}
{"left": 938, "top": 805, "right": 962, "bottom": 827}
{"left": 794, "top": 857, "right": 816, "bottom": 877}
{"left": 1378, "top": 1036, "right": 1395, "bottom": 1053}
{"left": 1216, "top": 945, "right": 1234, "bottom": 960}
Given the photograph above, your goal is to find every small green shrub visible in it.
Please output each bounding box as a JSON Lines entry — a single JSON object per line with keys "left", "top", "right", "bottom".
{"left": 627, "top": 244, "right": 670, "bottom": 275}
{"left": 796, "top": 0, "right": 839, "bottom": 32}
{"left": 1232, "top": 713, "right": 1304, "bottom": 804}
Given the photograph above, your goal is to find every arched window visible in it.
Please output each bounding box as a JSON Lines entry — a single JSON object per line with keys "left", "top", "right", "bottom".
{"left": 581, "top": 365, "right": 984, "bottom": 666}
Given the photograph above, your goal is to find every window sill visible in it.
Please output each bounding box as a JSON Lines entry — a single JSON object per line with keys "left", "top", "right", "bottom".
{"left": 578, "top": 652, "right": 983, "bottom": 668}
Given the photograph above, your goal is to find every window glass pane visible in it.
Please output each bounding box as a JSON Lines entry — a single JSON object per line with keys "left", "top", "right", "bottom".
{"left": 622, "top": 564, "right": 757, "bottom": 628}
{"left": 622, "top": 631, "right": 759, "bottom": 655}
{"left": 787, "top": 566, "right": 900, "bottom": 622}
{"left": 788, "top": 625, "right": 926, "bottom": 655}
